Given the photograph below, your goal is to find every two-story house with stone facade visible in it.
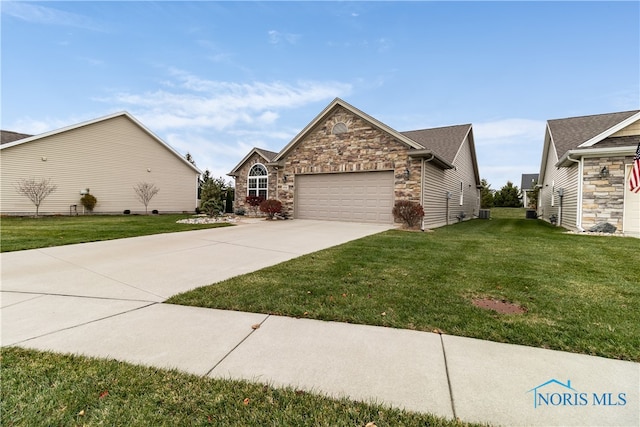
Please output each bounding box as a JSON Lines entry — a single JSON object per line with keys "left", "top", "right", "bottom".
{"left": 228, "top": 98, "right": 481, "bottom": 228}
{"left": 537, "top": 110, "right": 640, "bottom": 237}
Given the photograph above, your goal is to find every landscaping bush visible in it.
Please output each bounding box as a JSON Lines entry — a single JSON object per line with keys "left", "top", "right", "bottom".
{"left": 259, "top": 199, "right": 282, "bottom": 220}
{"left": 392, "top": 200, "right": 424, "bottom": 229}
{"left": 80, "top": 193, "right": 97, "bottom": 212}
{"left": 201, "top": 198, "right": 223, "bottom": 218}
{"left": 245, "top": 195, "right": 265, "bottom": 216}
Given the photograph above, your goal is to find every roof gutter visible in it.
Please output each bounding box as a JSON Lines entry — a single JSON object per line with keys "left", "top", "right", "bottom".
{"left": 564, "top": 154, "right": 585, "bottom": 232}
{"left": 408, "top": 149, "right": 454, "bottom": 169}
{"left": 556, "top": 146, "right": 635, "bottom": 167}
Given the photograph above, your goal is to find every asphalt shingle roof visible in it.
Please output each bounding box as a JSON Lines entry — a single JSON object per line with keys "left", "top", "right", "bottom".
{"left": 401, "top": 124, "right": 472, "bottom": 164}
{"left": 254, "top": 148, "right": 278, "bottom": 162}
{"left": 548, "top": 110, "right": 640, "bottom": 157}
{"left": 521, "top": 173, "right": 539, "bottom": 190}
{"left": 1, "top": 130, "right": 32, "bottom": 145}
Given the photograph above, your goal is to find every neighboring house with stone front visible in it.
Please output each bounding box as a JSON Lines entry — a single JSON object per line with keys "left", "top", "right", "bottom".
{"left": 228, "top": 98, "right": 481, "bottom": 228}
{"left": 537, "top": 110, "right": 640, "bottom": 237}
{"left": 1, "top": 112, "right": 201, "bottom": 215}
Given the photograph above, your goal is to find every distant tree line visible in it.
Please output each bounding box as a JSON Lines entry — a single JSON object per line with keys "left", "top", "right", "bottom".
{"left": 480, "top": 179, "right": 529, "bottom": 208}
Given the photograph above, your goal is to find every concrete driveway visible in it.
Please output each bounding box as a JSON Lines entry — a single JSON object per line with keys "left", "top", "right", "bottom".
{"left": 1, "top": 219, "right": 393, "bottom": 345}
{"left": 1, "top": 219, "right": 392, "bottom": 303}
{"left": 2, "top": 219, "right": 639, "bottom": 426}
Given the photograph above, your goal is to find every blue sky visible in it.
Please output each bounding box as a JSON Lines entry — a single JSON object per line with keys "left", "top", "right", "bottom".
{"left": 2, "top": 1, "right": 639, "bottom": 189}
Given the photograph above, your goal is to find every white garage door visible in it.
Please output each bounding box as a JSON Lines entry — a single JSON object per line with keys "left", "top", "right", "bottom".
{"left": 295, "top": 171, "right": 394, "bottom": 223}
{"left": 623, "top": 164, "right": 640, "bottom": 236}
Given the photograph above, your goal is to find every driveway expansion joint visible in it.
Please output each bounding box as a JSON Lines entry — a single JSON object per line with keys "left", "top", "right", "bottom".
{"left": 4, "top": 301, "right": 158, "bottom": 347}
{"left": 439, "top": 333, "right": 457, "bottom": 420}
{"left": 203, "top": 313, "right": 271, "bottom": 378}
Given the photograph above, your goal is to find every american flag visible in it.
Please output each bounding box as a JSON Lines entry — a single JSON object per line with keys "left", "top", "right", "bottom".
{"left": 630, "top": 142, "right": 640, "bottom": 193}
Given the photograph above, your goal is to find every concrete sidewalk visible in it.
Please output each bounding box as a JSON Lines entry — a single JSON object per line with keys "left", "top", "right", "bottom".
{"left": 2, "top": 220, "right": 639, "bottom": 426}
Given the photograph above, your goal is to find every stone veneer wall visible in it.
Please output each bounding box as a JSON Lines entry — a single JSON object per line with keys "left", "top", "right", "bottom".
{"left": 233, "top": 152, "right": 278, "bottom": 214}
{"left": 581, "top": 156, "right": 628, "bottom": 231}
{"left": 277, "top": 107, "right": 422, "bottom": 216}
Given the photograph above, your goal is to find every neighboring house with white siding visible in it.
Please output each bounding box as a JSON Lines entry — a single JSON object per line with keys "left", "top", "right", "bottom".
{"left": 537, "top": 110, "right": 640, "bottom": 237}
{"left": 228, "top": 98, "right": 481, "bottom": 228}
{"left": 1, "top": 112, "right": 201, "bottom": 215}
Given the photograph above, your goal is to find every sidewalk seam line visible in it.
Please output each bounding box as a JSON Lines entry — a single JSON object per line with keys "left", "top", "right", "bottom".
{"left": 203, "top": 314, "right": 271, "bottom": 378}
{"left": 5, "top": 302, "right": 158, "bottom": 347}
{"left": 32, "top": 249, "right": 167, "bottom": 300}
{"left": 440, "top": 333, "right": 457, "bottom": 420}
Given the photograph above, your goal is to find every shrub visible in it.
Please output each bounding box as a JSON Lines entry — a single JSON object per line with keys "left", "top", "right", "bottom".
{"left": 245, "top": 195, "right": 265, "bottom": 216}
{"left": 259, "top": 199, "right": 282, "bottom": 220}
{"left": 80, "top": 193, "right": 97, "bottom": 212}
{"left": 392, "top": 200, "right": 424, "bottom": 229}
{"left": 201, "top": 198, "right": 223, "bottom": 218}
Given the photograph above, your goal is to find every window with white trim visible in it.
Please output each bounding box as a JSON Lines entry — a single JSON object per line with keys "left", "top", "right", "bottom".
{"left": 248, "top": 164, "right": 268, "bottom": 199}
{"left": 551, "top": 180, "right": 555, "bottom": 207}
{"left": 459, "top": 181, "right": 464, "bottom": 206}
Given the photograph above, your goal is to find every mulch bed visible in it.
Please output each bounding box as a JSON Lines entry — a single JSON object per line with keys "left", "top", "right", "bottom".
{"left": 472, "top": 298, "right": 527, "bottom": 314}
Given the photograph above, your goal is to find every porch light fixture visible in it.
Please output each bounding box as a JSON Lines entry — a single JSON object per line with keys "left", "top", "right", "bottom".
{"left": 599, "top": 166, "right": 609, "bottom": 178}
{"left": 404, "top": 168, "right": 410, "bottom": 179}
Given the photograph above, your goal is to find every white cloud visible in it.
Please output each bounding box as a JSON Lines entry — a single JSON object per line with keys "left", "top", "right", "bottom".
{"left": 268, "top": 30, "right": 301, "bottom": 45}
{"left": 102, "top": 69, "right": 351, "bottom": 132}
{"left": 473, "top": 118, "right": 545, "bottom": 143}
{"left": 472, "top": 118, "right": 546, "bottom": 188}
{"left": 92, "top": 69, "right": 352, "bottom": 182}
{"left": 1, "top": 2, "right": 105, "bottom": 31}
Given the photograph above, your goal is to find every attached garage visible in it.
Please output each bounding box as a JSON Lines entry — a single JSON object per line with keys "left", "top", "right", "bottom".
{"left": 228, "top": 98, "right": 481, "bottom": 229}
{"left": 295, "top": 171, "right": 394, "bottom": 223}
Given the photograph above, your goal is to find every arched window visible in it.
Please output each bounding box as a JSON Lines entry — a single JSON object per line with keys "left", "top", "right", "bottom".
{"left": 248, "top": 164, "right": 268, "bottom": 199}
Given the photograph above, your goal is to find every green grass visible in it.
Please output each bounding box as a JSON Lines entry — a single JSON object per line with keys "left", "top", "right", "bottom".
{"left": 168, "top": 216, "right": 640, "bottom": 362}
{"left": 1, "top": 347, "right": 476, "bottom": 427}
{"left": 0, "top": 214, "right": 232, "bottom": 252}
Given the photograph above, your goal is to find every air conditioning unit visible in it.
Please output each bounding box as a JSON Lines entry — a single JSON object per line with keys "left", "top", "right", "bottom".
{"left": 479, "top": 209, "right": 490, "bottom": 219}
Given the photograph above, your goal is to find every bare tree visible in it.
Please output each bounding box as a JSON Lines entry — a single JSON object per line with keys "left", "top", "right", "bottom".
{"left": 133, "top": 182, "right": 159, "bottom": 214}
{"left": 15, "top": 178, "right": 57, "bottom": 218}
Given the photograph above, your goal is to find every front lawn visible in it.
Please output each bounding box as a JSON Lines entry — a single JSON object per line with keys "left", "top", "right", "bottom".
{"left": 1, "top": 347, "right": 475, "bottom": 427}
{"left": 168, "top": 216, "right": 640, "bottom": 361}
{"left": 0, "top": 214, "right": 231, "bottom": 252}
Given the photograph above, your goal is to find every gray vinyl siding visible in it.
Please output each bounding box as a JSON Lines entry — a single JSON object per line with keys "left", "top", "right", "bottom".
{"left": 422, "top": 161, "right": 447, "bottom": 228}
{"left": 537, "top": 139, "right": 579, "bottom": 229}
{"left": 557, "top": 164, "right": 579, "bottom": 229}
{"left": 443, "top": 135, "right": 478, "bottom": 223}
{"left": 1, "top": 115, "right": 199, "bottom": 215}
{"left": 555, "top": 163, "right": 578, "bottom": 229}
{"left": 538, "top": 140, "right": 559, "bottom": 222}
{"left": 422, "top": 135, "right": 478, "bottom": 228}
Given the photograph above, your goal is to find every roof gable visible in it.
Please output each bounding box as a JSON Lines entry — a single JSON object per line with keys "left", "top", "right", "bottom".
{"left": 548, "top": 110, "right": 640, "bottom": 158}
{"left": 0, "top": 112, "right": 200, "bottom": 174}
{"left": 228, "top": 147, "right": 278, "bottom": 176}
{"left": 273, "top": 98, "right": 423, "bottom": 162}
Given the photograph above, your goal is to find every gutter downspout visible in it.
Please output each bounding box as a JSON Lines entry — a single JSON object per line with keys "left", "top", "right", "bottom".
{"left": 565, "top": 154, "right": 585, "bottom": 232}
{"left": 421, "top": 153, "right": 435, "bottom": 230}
